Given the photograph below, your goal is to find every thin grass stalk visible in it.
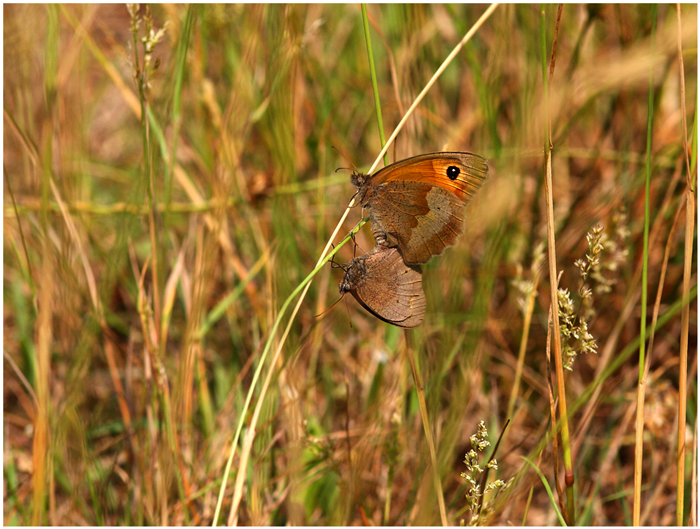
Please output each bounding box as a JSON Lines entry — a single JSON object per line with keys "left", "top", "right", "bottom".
{"left": 161, "top": 249, "right": 196, "bottom": 520}
{"left": 2, "top": 197, "right": 236, "bottom": 216}
{"left": 404, "top": 331, "right": 448, "bottom": 526}
{"left": 540, "top": 5, "right": 574, "bottom": 523}
{"left": 633, "top": 6, "right": 657, "bottom": 525}
{"left": 341, "top": 374, "right": 354, "bottom": 525}
{"left": 168, "top": 245, "right": 195, "bottom": 430}
{"left": 519, "top": 312, "right": 559, "bottom": 526}
{"left": 521, "top": 481, "right": 534, "bottom": 525}
{"left": 638, "top": 189, "right": 688, "bottom": 511}
{"left": 361, "top": 4, "right": 388, "bottom": 167}
{"left": 645, "top": 188, "right": 686, "bottom": 376}
{"left": 165, "top": 5, "right": 196, "bottom": 211}
{"left": 507, "top": 269, "right": 540, "bottom": 419}
{"left": 49, "top": 178, "right": 102, "bottom": 317}
{"left": 229, "top": 335, "right": 281, "bottom": 525}
{"left": 675, "top": 4, "right": 696, "bottom": 524}
{"left": 130, "top": 7, "right": 162, "bottom": 343}
{"left": 383, "top": 468, "right": 393, "bottom": 525}
{"left": 163, "top": 12, "right": 199, "bottom": 445}
{"left": 692, "top": 416, "right": 698, "bottom": 525}
{"left": 197, "top": 247, "right": 272, "bottom": 339}
{"left": 4, "top": 170, "right": 35, "bottom": 298}
{"left": 676, "top": 105, "right": 694, "bottom": 527}
{"left": 521, "top": 457, "right": 566, "bottom": 525}
{"left": 136, "top": 259, "right": 189, "bottom": 523}
{"left": 367, "top": 14, "right": 405, "bottom": 122}
{"left": 39, "top": 5, "right": 61, "bottom": 522}
{"left": 128, "top": 8, "right": 190, "bottom": 523}
{"left": 32, "top": 7, "right": 60, "bottom": 523}
{"left": 160, "top": 372, "right": 191, "bottom": 524}
{"left": 544, "top": 304, "right": 566, "bottom": 519}
{"left": 2, "top": 180, "right": 350, "bottom": 216}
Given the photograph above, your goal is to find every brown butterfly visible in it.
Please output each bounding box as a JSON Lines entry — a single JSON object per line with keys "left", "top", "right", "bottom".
{"left": 339, "top": 245, "right": 425, "bottom": 328}
{"left": 351, "top": 152, "right": 488, "bottom": 266}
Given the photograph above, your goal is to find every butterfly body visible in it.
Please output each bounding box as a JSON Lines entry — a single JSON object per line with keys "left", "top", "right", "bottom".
{"left": 351, "top": 152, "right": 488, "bottom": 265}
{"left": 339, "top": 246, "right": 425, "bottom": 328}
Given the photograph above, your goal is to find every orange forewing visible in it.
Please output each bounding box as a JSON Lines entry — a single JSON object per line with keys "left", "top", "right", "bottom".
{"left": 370, "top": 152, "right": 488, "bottom": 202}
{"left": 351, "top": 152, "right": 488, "bottom": 265}
{"left": 339, "top": 246, "right": 425, "bottom": 328}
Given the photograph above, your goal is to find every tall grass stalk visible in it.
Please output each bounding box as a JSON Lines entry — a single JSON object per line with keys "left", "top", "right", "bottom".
{"left": 404, "top": 332, "right": 447, "bottom": 525}
{"left": 165, "top": 5, "right": 196, "bottom": 210}
{"left": 130, "top": 6, "right": 162, "bottom": 341}
{"left": 633, "top": 5, "right": 657, "bottom": 525}
{"left": 507, "top": 259, "right": 541, "bottom": 421}
{"left": 128, "top": 6, "right": 191, "bottom": 523}
{"left": 541, "top": 4, "right": 575, "bottom": 524}
{"left": 361, "top": 4, "right": 388, "bottom": 167}
{"left": 522, "top": 456, "right": 567, "bottom": 525}
{"left": 675, "top": 4, "right": 696, "bottom": 524}
{"left": 32, "top": 6, "right": 61, "bottom": 522}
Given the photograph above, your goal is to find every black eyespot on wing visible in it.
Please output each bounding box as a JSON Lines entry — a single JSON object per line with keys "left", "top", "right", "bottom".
{"left": 446, "top": 166, "right": 460, "bottom": 180}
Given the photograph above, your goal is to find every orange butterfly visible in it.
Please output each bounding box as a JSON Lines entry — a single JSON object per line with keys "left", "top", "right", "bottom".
{"left": 351, "top": 152, "right": 488, "bottom": 266}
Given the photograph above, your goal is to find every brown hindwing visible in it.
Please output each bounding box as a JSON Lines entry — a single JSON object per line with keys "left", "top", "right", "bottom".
{"left": 339, "top": 246, "right": 425, "bottom": 328}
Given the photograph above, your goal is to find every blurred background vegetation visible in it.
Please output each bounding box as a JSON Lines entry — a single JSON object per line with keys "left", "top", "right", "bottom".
{"left": 3, "top": 4, "right": 697, "bottom": 525}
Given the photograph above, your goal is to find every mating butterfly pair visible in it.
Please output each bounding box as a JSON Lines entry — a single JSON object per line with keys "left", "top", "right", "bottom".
{"left": 339, "top": 152, "right": 488, "bottom": 328}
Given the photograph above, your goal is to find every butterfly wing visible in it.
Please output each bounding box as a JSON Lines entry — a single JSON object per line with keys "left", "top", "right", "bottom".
{"left": 340, "top": 247, "right": 425, "bottom": 328}
{"left": 370, "top": 152, "right": 488, "bottom": 201}
{"left": 364, "top": 152, "right": 488, "bottom": 265}
{"left": 368, "top": 181, "right": 464, "bottom": 265}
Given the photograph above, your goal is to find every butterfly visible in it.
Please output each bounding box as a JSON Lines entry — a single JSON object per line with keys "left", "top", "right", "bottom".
{"left": 351, "top": 152, "right": 488, "bottom": 266}
{"left": 339, "top": 245, "right": 425, "bottom": 328}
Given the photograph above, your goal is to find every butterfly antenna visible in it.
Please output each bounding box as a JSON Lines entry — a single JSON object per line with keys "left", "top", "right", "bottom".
{"left": 315, "top": 293, "right": 346, "bottom": 320}
{"left": 332, "top": 145, "right": 359, "bottom": 172}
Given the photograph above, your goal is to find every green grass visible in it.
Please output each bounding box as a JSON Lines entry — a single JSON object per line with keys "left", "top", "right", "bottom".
{"left": 3, "top": 4, "right": 697, "bottom": 525}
